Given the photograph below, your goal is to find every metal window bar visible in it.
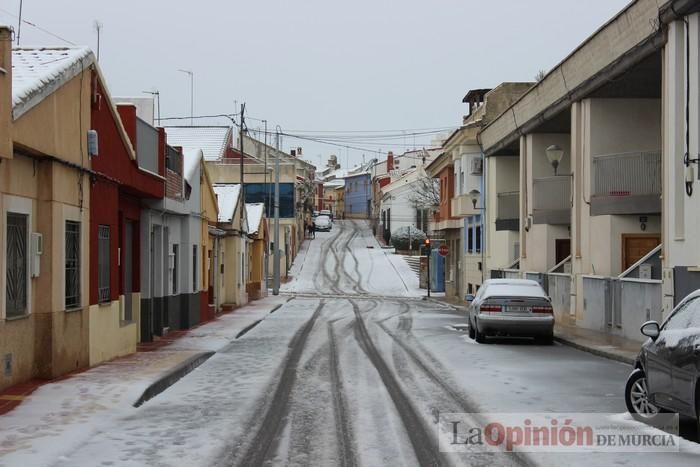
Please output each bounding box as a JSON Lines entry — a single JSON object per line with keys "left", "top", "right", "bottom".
{"left": 65, "top": 221, "right": 81, "bottom": 309}
{"left": 6, "top": 213, "right": 28, "bottom": 318}
{"left": 97, "top": 225, "right": 110, "bottom": 303}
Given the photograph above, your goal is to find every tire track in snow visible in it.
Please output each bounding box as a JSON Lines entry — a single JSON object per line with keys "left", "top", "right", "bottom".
{"left": 348, "top": 299, "right": 443, "bottom": 467}
{"left": 237, "top": 300, "right": 325, "bottom": 466}
{"left": 376, "top": 303, "right": 533, "bottom": 467}
{"left": 328, "top": 322, "right": 357, "bottom": 467}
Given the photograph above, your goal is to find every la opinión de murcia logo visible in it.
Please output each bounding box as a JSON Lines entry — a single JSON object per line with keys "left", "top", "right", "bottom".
{"left": 438, "top": 413, "right": 680, "bottom": 453}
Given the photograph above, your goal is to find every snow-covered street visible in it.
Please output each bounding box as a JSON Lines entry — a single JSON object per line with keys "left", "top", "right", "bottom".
{"left": 2, "top": 220, "right": 699, "bottom": 466}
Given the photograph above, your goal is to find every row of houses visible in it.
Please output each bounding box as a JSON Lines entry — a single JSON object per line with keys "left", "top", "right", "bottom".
{"left": 317, "top": 0, "right": 700, "bottom": 344}
{"left": 423, "top": 0, "right": 700, "bottom": 343}
{"left": 0, "top": 31, "right": 315, "bottom": 392}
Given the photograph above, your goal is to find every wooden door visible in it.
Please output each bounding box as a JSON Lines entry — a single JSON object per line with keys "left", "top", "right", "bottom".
{"left": 622, "top": 234, "right": 661, "bottom": 271}
{"left": 555, "top": 239, "right": 571, "bottom": 266}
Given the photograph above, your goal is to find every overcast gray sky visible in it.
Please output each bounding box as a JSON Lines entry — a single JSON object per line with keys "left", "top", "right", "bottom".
{"left": 2, "top": 0, "right": 629, "bottom": 169}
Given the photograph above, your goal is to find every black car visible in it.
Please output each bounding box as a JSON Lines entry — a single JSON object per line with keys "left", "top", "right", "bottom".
{"left": 625, "top": 290, "right": 700, "bottom": 433}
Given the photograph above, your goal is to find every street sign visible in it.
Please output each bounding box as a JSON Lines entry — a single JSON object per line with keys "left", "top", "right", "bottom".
{"left": 438, "top": 244, "right": 449, "bottom": 257}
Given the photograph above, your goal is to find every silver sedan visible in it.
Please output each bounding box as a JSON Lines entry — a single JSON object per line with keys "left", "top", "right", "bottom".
{"left": 466, "top": 279, "right": 555, "bottom": 344}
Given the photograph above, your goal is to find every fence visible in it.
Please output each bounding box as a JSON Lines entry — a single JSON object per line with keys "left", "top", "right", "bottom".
{"left": 580, "top": 276, "right": 661, "bottom": 342}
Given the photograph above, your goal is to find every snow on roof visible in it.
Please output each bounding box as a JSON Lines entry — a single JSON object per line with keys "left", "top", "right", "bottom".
{"left": 381, "top": 167, "right": 423, "bottom": 193}
{"left": 245, "top": 203, "right": 265, "bottom": 235}
{"left": 12, "top": 46, "right": 95, "bottom": 119}
{"left": 213, "top": 184, "right": 241, "bottom": 223}
{"left": 324, "top": 179, "right": 345, "bottom": 188}
{"left": 182, "top": 148, "right": 203, "bottom": 184}
{"left": 164, "top": 127, "right": 232, "bottom": 161}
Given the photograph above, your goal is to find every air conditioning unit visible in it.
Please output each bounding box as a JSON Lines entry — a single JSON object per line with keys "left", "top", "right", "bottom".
{"left": 469, "top": 157, "right": 482, "bottom": 175}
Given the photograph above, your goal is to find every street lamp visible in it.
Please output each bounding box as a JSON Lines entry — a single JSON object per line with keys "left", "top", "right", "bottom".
{"left": 545, "top": 144, "right": 564, "bottom": 176}
{"left": 469, "top": 189, "right": 481, "bottom": 209}
{"left": 178, "top": 69, "right": 194, "bottom": 125}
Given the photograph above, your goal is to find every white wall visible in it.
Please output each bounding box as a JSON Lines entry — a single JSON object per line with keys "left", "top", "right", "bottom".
{"left": 456, "top": 144, "right": 482, "bottom": 197}
{"left": 485, "top": 155, "right": 519, "bottom": 271}
{"left": 521, "top": 133, "right": 571, "bottom": 272}
{"left": 572, "top": 98, "right": 661, "bottom": 278}
{"left": 383, "top": 182, "right": 419, "bottom": 234}
{"left": 664, "top": 15, "right": 700, "bottom": 314}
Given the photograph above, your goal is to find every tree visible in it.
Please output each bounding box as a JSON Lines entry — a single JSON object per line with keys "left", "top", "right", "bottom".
{"left": 408, "top": 174, "right": 440, "bottom": 210}
{"left": 391, "top": 226, "right": 427, "bottom": 251}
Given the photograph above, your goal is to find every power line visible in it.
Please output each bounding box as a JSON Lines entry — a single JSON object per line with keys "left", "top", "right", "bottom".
{"left": 158, "top": 112, "right": 454, "bottom": 136}
{"left": 0, "top": 7, "right": 77, "bottom": 45}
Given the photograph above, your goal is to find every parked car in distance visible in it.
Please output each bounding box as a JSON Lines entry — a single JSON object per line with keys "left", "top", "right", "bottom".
{"left": 466, "top": 279, "right": 554, "bottom": 344}
{"left": 312, "top": 210, "right": 319, "bottom": 218}
{"left": 320, "top": 209, "right": 333, "bottom": 220}
{"left": 625, "top": 290, "right": 700, "bottom": 430}
{"left": 314, "top": 215, "right": 332, "bottom": 232}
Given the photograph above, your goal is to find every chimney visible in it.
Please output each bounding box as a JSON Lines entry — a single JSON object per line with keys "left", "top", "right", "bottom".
{"left": 0, "top": 26, "right": 12, "bottom": 159}
{"left": 290, "top": 149, "right": 296, "bottom": 157}
{"left": 387, "top": 151, "right": 394, "bottom": 171}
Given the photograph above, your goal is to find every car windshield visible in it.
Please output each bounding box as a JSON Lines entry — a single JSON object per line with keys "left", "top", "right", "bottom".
{"left": 485, "top": 283, "right": 545, "bottom": 298}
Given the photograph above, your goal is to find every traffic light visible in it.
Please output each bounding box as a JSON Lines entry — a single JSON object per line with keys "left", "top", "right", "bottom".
{"left": 422, "top": 238, "right": 432, "bottom": 255}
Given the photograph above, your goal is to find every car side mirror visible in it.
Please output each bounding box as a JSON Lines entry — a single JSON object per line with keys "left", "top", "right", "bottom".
{"left": 465, "top": 294, "right": 475, "bottom": 303}
{"left": 640, "top": 320, "right": 660, "bottom": 340}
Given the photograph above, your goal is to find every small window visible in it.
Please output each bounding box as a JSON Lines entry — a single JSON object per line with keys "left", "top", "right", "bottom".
{"left": 172, "top": 244, "right": 179, "bottom": 294}
{"left": 65, "top": 221, "right": 81, "bottom": 309}
{"left": 467, "top": 227, "right": 474, "bottom": 254}
{"left": 476, "top": 225, "right": 482, "bottom": 253}
{"left": 192, "top": 245, "right": 198, "bottom": 292}
{"left": 6, "top": 213, "right": 28, "bottom": 318}
{"left": 97, "top": 225, "right": 111, "bottom": 303}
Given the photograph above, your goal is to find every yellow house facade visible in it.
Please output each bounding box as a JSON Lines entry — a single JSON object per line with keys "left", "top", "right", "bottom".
{"left": 1, "top": 33, "right": 94, "bottom": 390}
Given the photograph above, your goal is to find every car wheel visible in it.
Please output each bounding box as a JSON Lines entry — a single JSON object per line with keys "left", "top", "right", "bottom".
{"left": 625, "top": 369, "right": 659, "bottom": 422}
{"left": 468, "top": 321, "right": 475, "bottom": 339}
{"left": 474, "top": 322, "right": 486, "bottom": 343}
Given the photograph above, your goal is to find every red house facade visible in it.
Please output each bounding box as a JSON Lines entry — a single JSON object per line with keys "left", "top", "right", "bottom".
{"left": 88, "top": 70, "right": 165, "bottom": 363}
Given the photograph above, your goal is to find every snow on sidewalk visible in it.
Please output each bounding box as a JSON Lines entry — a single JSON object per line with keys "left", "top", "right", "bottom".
{"left": 0, "top": 295, "right": 287, "bottom": 466}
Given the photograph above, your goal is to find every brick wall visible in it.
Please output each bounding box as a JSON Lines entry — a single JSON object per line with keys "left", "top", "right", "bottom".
{"left": 166, "top": 169, "right": 183, "bottom": 199}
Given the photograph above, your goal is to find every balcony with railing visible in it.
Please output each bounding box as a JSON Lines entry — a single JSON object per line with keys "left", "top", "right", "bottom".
{"left": 533, "top": 175, "right": 571, "bottom": 225}
{"left": 496, "top": 191, "right": 519, "bottom": 231}
{"left": 591, "top": 151, "right": 661, "bottom": 216}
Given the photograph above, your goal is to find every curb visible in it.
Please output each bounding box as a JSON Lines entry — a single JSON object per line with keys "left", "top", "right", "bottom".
{"left": 553, "top": 335, "right": 634, "bottom": 365}
{"left": 133, "top": 351, "right": 215, "bottom": 407}
{"left": 133, "top": 301, "right": 287, "bottom": 407}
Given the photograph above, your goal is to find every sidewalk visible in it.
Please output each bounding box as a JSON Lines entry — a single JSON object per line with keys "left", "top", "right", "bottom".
{"left": 554, "top": 324, "right": 640, "bottom": 365}
{"left": 0, "top": 295, "right": 288, "bottom": 463}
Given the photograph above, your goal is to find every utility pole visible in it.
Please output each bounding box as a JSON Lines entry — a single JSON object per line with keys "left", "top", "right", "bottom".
{"left": 263, "top": 120, "right": 269, "bottom": 218}
{"left": 273, "top": 126, "right": 281, "bottom": 295}
{"left": 263, "top": 119, "right": 269, "bottom": 292}
{"left": 142, "top": 90, "right": 161, "bottom": 126}
{"left": 239, "top": 103, "right": 246, "bottom": 233}
{"left": 425, "top": 238, "right": 432, "bottom": 298}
